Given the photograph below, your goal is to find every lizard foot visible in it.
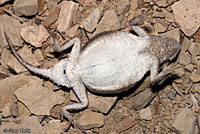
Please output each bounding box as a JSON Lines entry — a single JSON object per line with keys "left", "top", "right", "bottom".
{"left": 162, "top": 66, "right": 172, "bottom": 76}
{"left": 60, "top": 109, "right": 74, "bottom": 127}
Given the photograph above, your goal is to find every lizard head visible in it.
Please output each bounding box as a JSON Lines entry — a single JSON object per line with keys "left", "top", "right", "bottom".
{"left": 149, "top": 35, "right": 181, "bottom": 64}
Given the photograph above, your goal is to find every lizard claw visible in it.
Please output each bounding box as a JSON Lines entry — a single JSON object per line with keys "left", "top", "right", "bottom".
{"left": 60, "top": 109, "right": 74, "bottom": 127}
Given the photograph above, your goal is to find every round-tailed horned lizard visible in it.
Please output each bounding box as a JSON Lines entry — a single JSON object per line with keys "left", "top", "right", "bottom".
{"left": 4, "top": 26, "right": 181, "bottom": 125}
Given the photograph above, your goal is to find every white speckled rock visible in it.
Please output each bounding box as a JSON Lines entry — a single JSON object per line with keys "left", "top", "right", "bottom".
{"left": 172, "top": 0, "right": 200, "bottom": 36}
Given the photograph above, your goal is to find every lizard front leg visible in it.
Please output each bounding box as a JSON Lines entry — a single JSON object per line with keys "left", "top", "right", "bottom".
{"left": 52, "top": 33, "right": 80, "bottom": 52}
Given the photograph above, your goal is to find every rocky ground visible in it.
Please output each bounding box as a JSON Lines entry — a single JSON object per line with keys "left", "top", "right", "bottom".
{"left": 0, "top": 0, "right": 200, "bottom": 133}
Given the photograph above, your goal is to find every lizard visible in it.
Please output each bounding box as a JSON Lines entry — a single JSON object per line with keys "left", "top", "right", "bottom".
{"left": 4, "top": 26, "right": 181, "bottom": 125}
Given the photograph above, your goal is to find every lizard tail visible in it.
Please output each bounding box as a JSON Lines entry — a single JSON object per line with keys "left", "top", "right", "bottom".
{"left": 4, "top": 32, "right": 51, "bottom": 79}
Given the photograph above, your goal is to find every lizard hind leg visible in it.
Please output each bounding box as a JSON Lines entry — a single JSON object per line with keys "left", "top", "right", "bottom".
{"left": 60, "top": 81, "right": 88, "bottom": 124}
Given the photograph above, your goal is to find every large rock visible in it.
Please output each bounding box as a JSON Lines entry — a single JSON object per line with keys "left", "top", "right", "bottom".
{"left": 172, "top": 0, "right": 200, "bottom": 36}
{"left": 43, "top": 120, "right": 67, "bottom": 134}
{"left": 0, "top": 15, "right": 23, "bottom": 48}
{"left": 116, "top": 0, "right": 130, "bottom": 21}
{"left": 14, "top": 80, "right": 65, "bottom": 115}
{"left": 90, "top": 10, "right": 121, "bottom": 37}
{"left": 161, "top": 28, "right": 180, "bottom": 42}
{"left": 80, "top": 6, "right": 104, "bottom": 32}
{"left": 132, "top": 88, "right": 157, "bottom": 110}
{"left": 0, "top": 116, "right": 45, "bottom": 134}
{"left": 20, "top": 25, "right": 50, "bottom": 48}
{"left": 13, "top": 0, "right": 38, "bottom": 16}
{"left": 178, "top": 52, "right": 191, "bottom": 65}
{"left": 172, "top": 108, "right": 196, "bottom": 134}
{"left": 75, "top": 110, "right": 104, "bottom": 130}
{"left": 188, "top": 42, "right": 200, "bottom": 56}
{"left": 43, "top": 6, "right": 61, "bottom": 28}
{"left": 0, "top": 76, "right": 41, "bottom": 111}
{"left": 57, "top": 1, "right": 79, "bottom": 33}
{"left": 190, "top": 73, "right": 200, "bottom": 83}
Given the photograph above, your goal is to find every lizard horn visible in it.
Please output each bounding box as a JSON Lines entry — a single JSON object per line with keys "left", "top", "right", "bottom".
{"left": 4, "top": 32, "right": 51, "bottom": 79}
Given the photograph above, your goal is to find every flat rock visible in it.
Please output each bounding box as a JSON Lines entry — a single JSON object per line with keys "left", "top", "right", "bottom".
{"left": 0, "top": 15, "right": 23, "bottom": 48}
{"left": 194, "top": 83, "right": 200, "bottom": 93}
{"left": 18, "top": 102, "right": 31, "bottom": 116}
{"left": 14, "top": 80, "right": 65, "bottom": 115}
{"left": 65, "top": 24, "right": 79, "bottom": 38}
{"left": 174, "top": 67, "right": 185, "bottom": 77}
{"left": 116, "top": 117, "right": 136, "bottom": 133}
{"left": 163, "top": 9, "right": 174, "bottom": 23}
{"left": 57, "top": 1, "right": 79, "bottom": 33}
{"left": 116, "top": 0, "right": 130, "bottom": 21}
{"left": 154, "top": 22, "right": 167, "bottom": 33}
{"left": 34, "top": 49, "right": 44, "bottom": 62}
{"left": 185, "top": 64, "right": 195, "bottom": 72}
{"left": 2, "top": 103, "right": 12, "bottom": 117}
{"left": 70, "top": 91, "right": 117, "bottom": 114}
{"left": 0, "top": 0, "right": 10, "bottom": 5}
{"left": 13, "top": 0, "right": 38, "bottom": 16}
{"left": 194, "top": 30, "right": 200, "bottom": 43}
{"left": 178, "top": 52, "right": 191, "bottom": 65}
{"left": 0, "top": 75, "right": 41, "bottom": 111}
{"left": 90, "top": 10, "right": 121, "bottom": 38}
{"left": 130, "top": 0, "right": 138, "bottom": 11}
{"left": 139, "top": 107, "right": 152, "bottom": 121}
{"left": 1, "top": 48, "right": 12, "bottom": 68}
{"left": 172, "top": 108, "right": 196, "bottom": 134}
{"left": 0, "top": 65, "right": 10, "bottom": 78}
{"left": 188, "top": 42, "right": 200, "bottom": 56}
{"left": 156, "top": 0, "right": 172, "bottom": 7}
{"left": 43, "top": 6, "right": 61, "bottom": 28}
{"left": 46, "top": 0, "right": 59, "bottom": 11}
{"left": 132, "top": 88, "right": 157, "bottom": 110}
{"left": 7, "top": 45, "right": 40, "bottom": 74}
{"left": 20, "top": 25, "right": 50, "bottom": 48}
{"left": 181, "top": 36, "right": 190, "bottom": 52}
{"left": 75, "top": 110, "right": 104, "bottom": 130}
{"left": 190, "top": 73, "right": 200, "bottom": 83}
{"left": 161, "top": 28, "right": 180, "bottom": 42}
{"left": 43, "top": 120, "right": 68, "bottom": 134}
{"left": 80, "top": 6, "right": 104, "bottom": 32}
{"left": 172, "top": 0, "right": 200, "bottom": 36}
{"left": 152, "top": 10, "right": 164, "bottom": 18}
{"left": 0, "top": 115, "right": 45, "bottom": 134}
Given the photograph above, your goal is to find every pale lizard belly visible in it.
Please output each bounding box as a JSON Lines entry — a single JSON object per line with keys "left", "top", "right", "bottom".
{"left": 78, "top": 32, "right": 153, "bottom": 93}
